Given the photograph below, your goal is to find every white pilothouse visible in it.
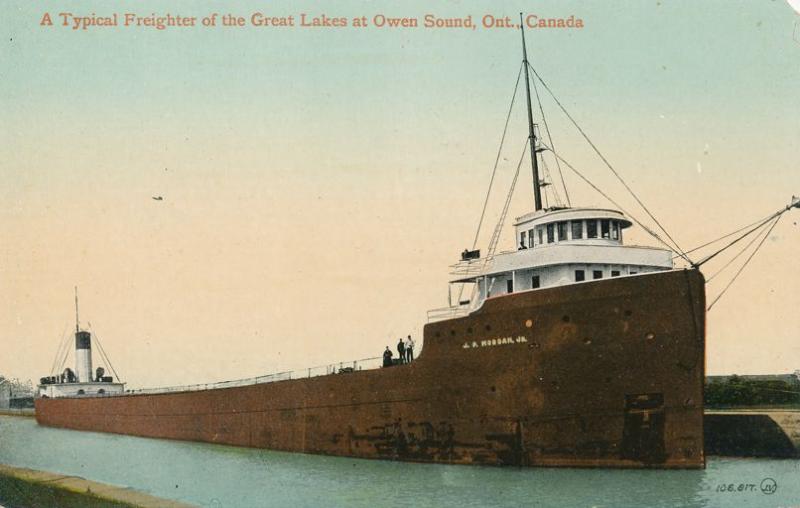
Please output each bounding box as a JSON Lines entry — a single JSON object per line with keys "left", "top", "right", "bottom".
{"left": 428, "top": 207, "right": 673, "bottom": 322}
{"left": 463, "top": 206, "right": 670, "bottom": 293}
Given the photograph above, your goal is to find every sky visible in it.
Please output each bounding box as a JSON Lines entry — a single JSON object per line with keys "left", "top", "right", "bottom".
{"left": 1, "top": 0, "right": 799, "bottom": 388}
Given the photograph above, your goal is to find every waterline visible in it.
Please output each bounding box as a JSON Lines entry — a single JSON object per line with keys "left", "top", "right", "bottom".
{"left": 1, "top": 416, "right": 798, "bottom": 507}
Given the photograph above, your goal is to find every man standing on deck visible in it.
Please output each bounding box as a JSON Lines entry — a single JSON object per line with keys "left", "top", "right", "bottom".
{"left": 383, "top": 346, "right": 393, "bottom": 367}
{"left": 397, "top": 338, "right": 405, "bottom": 364}
{"left": 405, "top": 335, "right": 414, "bottom": 363}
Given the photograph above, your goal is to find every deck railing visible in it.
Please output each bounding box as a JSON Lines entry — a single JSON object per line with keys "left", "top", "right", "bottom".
{"left": 426, "top": 303, "right": 474, "bottom": 322}
{"left": 427, "top": 277, "right": 488, "bottom": 323}
{"left": 67, "top": 356, "right": 385, "bottom": 398}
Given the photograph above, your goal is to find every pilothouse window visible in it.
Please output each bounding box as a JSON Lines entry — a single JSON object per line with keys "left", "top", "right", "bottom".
{"left": 531, "top": 275, "right": 540, "bottom": 289}
{"left": 507, "top": 279, "right": 514, "bottom": 293}
{"left": 611, "top": 221, "right": 620, "bottom": 240}
{"left": 571, "top": 221, "right": 583, "bottom": 240}
{"left": 528, "top": 229, "right": 535, "bottom": 247}
{"left": 546, "top": 224, "right": 555, "bottom": 243}
{"left": 587, "top": 221, "right": 598, "bottom": 238}
{"left": 601, "top": 220, "right": 611, "bottom": 239}
{"left": 575, "top": 270, "right": 585, "bottom": 282}
{"left": 557, "top": 222, "right": 568, "bottom": 242}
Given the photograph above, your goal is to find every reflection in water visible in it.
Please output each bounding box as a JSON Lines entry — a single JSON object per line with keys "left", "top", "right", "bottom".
{"left": 0, "top": 416, "right": 798, "bottom": 508}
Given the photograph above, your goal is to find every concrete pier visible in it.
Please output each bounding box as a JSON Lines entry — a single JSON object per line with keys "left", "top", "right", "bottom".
{"left": 0, "top": 464, "right": 195, "bottom": 508}
{"left": 704, "top": 409, "right": 800, "bottom": 458}
{"left": 0, "top": 408, "right": 34, "bottom": 417}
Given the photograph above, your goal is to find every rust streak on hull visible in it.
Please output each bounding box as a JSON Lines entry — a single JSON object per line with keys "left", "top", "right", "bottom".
{"left": 36, "top": 269, "right": 706, "bottom": 468}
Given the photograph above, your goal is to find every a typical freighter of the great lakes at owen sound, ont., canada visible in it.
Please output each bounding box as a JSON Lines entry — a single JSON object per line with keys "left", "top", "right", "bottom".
{"left": 33, "top": 19, "right": 799, "bottom": 469}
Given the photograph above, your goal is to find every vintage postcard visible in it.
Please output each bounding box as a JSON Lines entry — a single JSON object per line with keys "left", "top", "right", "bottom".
{"left": 2, "top": 1, "right": 799, "bottom": 507}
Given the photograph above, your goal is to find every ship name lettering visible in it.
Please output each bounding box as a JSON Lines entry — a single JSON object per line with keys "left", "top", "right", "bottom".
{"left": 463, "top": 336, "right": 527, "bottom": 349}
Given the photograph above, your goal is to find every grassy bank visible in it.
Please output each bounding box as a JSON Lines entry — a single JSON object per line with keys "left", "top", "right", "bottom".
{"left": 0, "top": 464, "right": 194, "bottom": 508}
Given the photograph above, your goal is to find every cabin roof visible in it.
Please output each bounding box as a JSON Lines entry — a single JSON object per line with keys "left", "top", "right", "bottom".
{"left": 513, "top": 207, "right": 632, "bottom": 229}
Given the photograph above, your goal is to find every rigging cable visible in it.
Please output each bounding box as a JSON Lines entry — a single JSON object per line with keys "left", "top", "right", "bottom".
{"left": 692, "top": 205, "right": 790, "bottom": 268}
{"left": 486, "top": 138, "right": 531, "bottom": 258}
{"left": 707, "top": 215, "right": 782, "bottom": 311}
{"left": 530, "top": 64, "right": 570, "bottom": 206}
{"left": 458, "top": 63, "right": 523, "bottom": 306}
{"left": 52, "top": 330, "right": 71, "bottom": 375}
{"left": 538, "top": 154, "right": 561, "bottom": 207}
{"left": 674, "top": 209, "right": 783, "bottom": 260}
{"left": 543, "top": 144, "right": 688, "bottom": 255}
{"left": 505, "top": 139, "right": 531, "bottom": 229}
{"left": 527, "top": 62, "right": 691, "bottom": 264}
{"left": 705, "top": 216, "right": 776, "bottom": 283}
{"left": 471, "top": 62, "right": 524, "bottom": 250}
{"left": 57, "top": 333, "right": 72, "bottom": 374}
{"left": 90, "top": 326, "right": 122, "bottom": 383}
{"left": 534, "top": 124, "right": 562, "bottom": 207}
{"left": 49, "top": 325, "right": 69, "bottom": 375}
{"left": 543, "top": 182, "right": 549, "bottom": 209}
{"left": 458, "top": 140, "right": 529, "bottom": 307}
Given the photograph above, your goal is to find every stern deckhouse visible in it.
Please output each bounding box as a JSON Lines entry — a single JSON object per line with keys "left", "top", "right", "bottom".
{"left": 37, "top": 289, "right": 125, "bottom": 399}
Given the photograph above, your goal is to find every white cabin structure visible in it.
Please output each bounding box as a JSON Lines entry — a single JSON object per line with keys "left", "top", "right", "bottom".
{"left": 38, "top": 328, "right": 125, "bottom": 399}
{"left": 428, "top": 207, "right": 673, "bottom": 322}
{"left": 39, "top": 381, "right": 124, "bottom": 399}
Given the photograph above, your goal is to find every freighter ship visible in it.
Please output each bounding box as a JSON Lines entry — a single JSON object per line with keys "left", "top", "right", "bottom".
{"left": 34, "top": 21, "right": 711, "bottom": 469}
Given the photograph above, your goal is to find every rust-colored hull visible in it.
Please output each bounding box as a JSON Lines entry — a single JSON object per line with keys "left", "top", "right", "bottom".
{"left": 36, "top": 269, "right": 706, "bottom": 468}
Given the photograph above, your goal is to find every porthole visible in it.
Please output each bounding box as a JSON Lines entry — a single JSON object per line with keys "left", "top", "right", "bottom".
{"left": 562, "top": 315, "right": 570, "bottom": 323}
{"left": 583, "top": 338, "right": 592, "bottom": 345}
{"left": 467, "top": 327, "right": 473, "bottom": 334}
{"left": 450, "top": 330, "right": 456, "bottom": 336}
{"left": 525, "top": 319, "right": 533, "bottom": 328}
{"left": 645, "top": 332, "right": 655, "bottom": 340}
{"left": 485, "top": 324, "right": 492, "bottom": 331}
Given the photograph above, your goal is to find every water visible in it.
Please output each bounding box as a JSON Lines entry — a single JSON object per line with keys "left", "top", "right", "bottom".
{"left": 1, "top": 416, "right": 798, "bottom": 508}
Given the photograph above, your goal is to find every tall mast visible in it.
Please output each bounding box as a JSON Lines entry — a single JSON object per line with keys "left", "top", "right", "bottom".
{"left": 74, "top": 286, "right": 79, "bottom": 333}
{"left": 519, "top": 13, "right": 543, "bottom": 211}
